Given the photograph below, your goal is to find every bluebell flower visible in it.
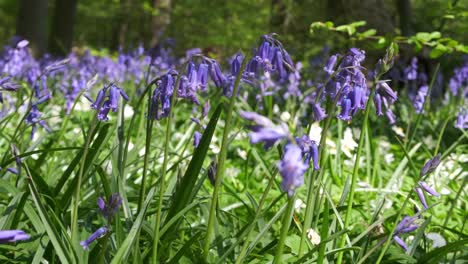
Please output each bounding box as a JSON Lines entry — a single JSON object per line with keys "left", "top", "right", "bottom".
{"left": 448, "top": 62, "right": 468, "bottom": 97}
{"left": 278, "top": 144, "right": 309, "bottom": 197}
{"left": 193, "top": 131, "right": 202, "bottom": 147}
{"left": 455, "top": 108, "right": 468, "bottom": 129}
{"left": 149, "top": 71, "right": 177, "bottom": 120}
{"left": 412, "top": 85, "right": 427, "bottom": 114}
{"left": 208, "top": 60, "right": 227, "bottom": 89}
{"left": 97, "top": 193, "right": 122, "bottom": 223}
{"left": 404, "top": 57, "right": 418, "bottom": 81}
{"left": 80, "top": 227, "right": 108, "bottom": 250}
{"left": 240, "top": 111, "right": 290, "bottom": 149}
{"left": 415, "top": 181, "right": 440, "bottom": 210}
{"left": 311, "top": 102, "right": 327, "bottom": 122}
{"left": 25, "top": 106, "right": 51, "bottom": 139}
{"left": 0, "top": 76, "right": 20, "bottom": 104}
{"left": 420, "top": 154, "right": 441, "bottom": 177}
{"left": 89, "top": 84, "right": 129, "bottom": 121}
{"left": 323, "top": 54, "right": 338, "bottom": 74}
{"left": 393, "top": 215, "right": 419, "bottom": 251}
{"left": 296, "top": 135, "right": 320, "bottom": 170}
{"left": 0, "top": 230, "right": 30, "bottom": 243}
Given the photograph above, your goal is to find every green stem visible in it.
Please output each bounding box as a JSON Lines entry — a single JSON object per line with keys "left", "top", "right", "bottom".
{"left": 71, "top": 114, "right": 99, "bottom": 247}
{"left": 235, "top": 166, "right": 278, "bottom": 263}
{"left": 298, "top": 99, "right": 334, "bottom": 256}
{"left": 152, "top": 75, "right": 181, "bottom": 263}
{"left": 336, "top": 88, "right": 375, "bottom": 264}
{"left": 203, "top": 58, "right": 247, "bottom": 260}
{"left": 273, "top": 195, "right": 296, "bottom": 264}
{"left": 138, "top": 98, "right": 155, "bottom": 212}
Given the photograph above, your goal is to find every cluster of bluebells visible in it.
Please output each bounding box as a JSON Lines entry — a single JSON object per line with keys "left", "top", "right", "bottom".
{"left": 392, "top": 155, "right": 442, "bottom": 252}
{"left": 87, "top": 83, "right": 129, "bottom": 121}
{"left": 403, "top": 57, "right": 431, "bottom": 114}
{"left": 307, "top": 48, "right": 396, "bottom": 124}
{"left": 240, "top": 111, "right": 319, "bottom": 196}
{"left": 80, "top": 193, "right": 122, "bottom": 250}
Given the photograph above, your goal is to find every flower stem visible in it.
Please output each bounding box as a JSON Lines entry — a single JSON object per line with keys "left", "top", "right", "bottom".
{"left": 71, "top": 114, "right": 99, "bottom": 248}
{"left": 298, "top": 99, "right": 334, "bottom": 257}
{"left": 152, "top": 75, "right": 181, "bottom": 263}
{"left": 273, "top": 195, "right": 296, "bottom": 264}
{"left": 203, "top": 58, "right": 247, "bottom": 260}
{"left": 336, "top": 88, "right": 375, "bottom": 264}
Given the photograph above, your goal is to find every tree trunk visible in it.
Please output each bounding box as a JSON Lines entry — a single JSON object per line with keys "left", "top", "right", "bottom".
{"left": 150, "top": 0, "right": 172, "bottom": 48}
{"left": 16, "top": 0, "right": 48, "bottom": 57}
{"left": 49, "top": 0, "right": 79, "bottom": 56}
{"left": 396, "top": 0, "right": 413, "bottom": 36}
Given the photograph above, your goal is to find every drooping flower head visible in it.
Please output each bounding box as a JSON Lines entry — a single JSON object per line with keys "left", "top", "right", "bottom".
{"left": 148, "top": 70, "right": 177, "bottom": 120}
{"left": 393, "top": 215, "right": 419, "bottom": 251}
{"left": 415, "top": 181, "right": 440, "bottom": 209}
{"left": 296, "top": 135, "right": 320, "bottom": 170}
{"left": 420, "top": 154, "right": 441, "bottom": 177}
{"left": 97, "top": 193, "right": 122, "bottom": 223}
{"left": 80, "top": 227, "right": 108, "bottom": 250}
{"left": 278, "top": 144, "right": 309, "bottom": 197}
{"left": 240, "top": 111, "right": 290, "bottom": 149}
{"left": 89, "top": 83, "right": 129, "bottom": 121}
{"left": 25, "top": 105, "right": 52, "bottom": 139}
{"left": 247, "top": 34, "right": 295, "bottom": 82}
{"left": 0, "top": 230, "right": 30, "bottom": 244}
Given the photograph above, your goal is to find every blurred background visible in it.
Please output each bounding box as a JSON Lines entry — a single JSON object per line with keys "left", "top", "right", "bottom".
{"left": 0, "top": 0, "right": 466, "bottom": 61}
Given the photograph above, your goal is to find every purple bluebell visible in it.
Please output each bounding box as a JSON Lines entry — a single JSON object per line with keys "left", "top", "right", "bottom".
{"left": 415, "top": 187, "right": 428, "bottom": 209}
{"left": 323, "top": 54, "right": 338, "bottom": 74}
{"left": 412, "top": 85, "right": 428, "bottom": 114}
{"left": 278, "top": 144, "right": 309, "bottom": 197}
{"left": 0, "top": 76, "right": 20, "bottom": 103}
{"left": 393, "top": 215, "right": 419, "bottom": 251}
{"left": 149, "top": 70, "right": 176, "bottom": 120}
{"left": 42, "top": 58, "right": 70, "bottom": 76}
{"left": 455, "top": 108, "right": 468, "bottom": 129}
{"left": 311, "top": 102, "right": 327, "bottom": 122}
{"left": 448, "top": 63, "right": 468, "bottom": 96}
{"left": 321, "top": 48, "right": 369, "bottom": 121}
{"left": 420, "top": 154, "right": 441, "bottom": 177}
{"left": 240, "top": 111, "right": 290, "bottom": 149}
{"left": 404, "top": 57, "right": 418, "bottom": 81}
{"left": 25, "top": 106, "right": 51, "bottom": 139}
{"left": 208, "top": 60, "right": 227, "bottom": 89}
{"left": 415, "top": 181, "right": 440, "bottom": 210}
{"left": 97, "top": 193, "right": 122, "bottom": 223}
{"left": 419, "top": 181, "right": 440, "bottom": 197}
{"left": 0, "top": 230, "right": 30, "bottom": 243}
{"left": 296, "top": 135, "right": 320, "bottom": 170}
{"left": 89, "top": 84, "right": 129, "bottom": 121}
{"left": 80, "top": 227, "right": 108, "bottom": 250}
{"left": 248, "top": 34, "right": 295, "bottom": 82}
{"left": 202, "top": 101, "right": 210, "bottom": 118}
{"left": 197, "top": 62, "right": 209, "bottom": 91}
{"left": 193, "top": 131, "right": 202, "bottom": 147}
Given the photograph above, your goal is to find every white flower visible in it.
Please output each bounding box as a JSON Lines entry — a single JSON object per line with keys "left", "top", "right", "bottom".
{"left": 392, "top": 126, "right": 405, "bottom": 137}
{"left": 280, "top": 111, "right": 291, "bottom": 122}
{"left": 341, "top": 128, "right": 358, "bottom": 158}
{"left": 123, "top": 105, "right": 134, "bottom": 119}
{"left": 426, "top": 233, "right": 446, "bottom": 248}
{"left": 294, "top": 199, "right": 306, "bottom": 213}
{"left": 307, "top": 228, "right": 321, "bottom": 245}
{"left": 308, "top": 123, "right": 322, "bottom": 142}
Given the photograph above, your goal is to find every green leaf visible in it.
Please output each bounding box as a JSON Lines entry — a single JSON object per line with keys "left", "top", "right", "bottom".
{"left": 162, "top": 104, "right": 222, "bottom": 238}
{"left": 429, "top": 44, "right": 448, "bottom": 58}
{"left": 418, "top": 239, "right": 468, "bottom": 263}
{"left": 27, "top": 168, "right": 75, "bottom": 264}
{"left": 111, "top": 187, "right": 155, "bottom": 264}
